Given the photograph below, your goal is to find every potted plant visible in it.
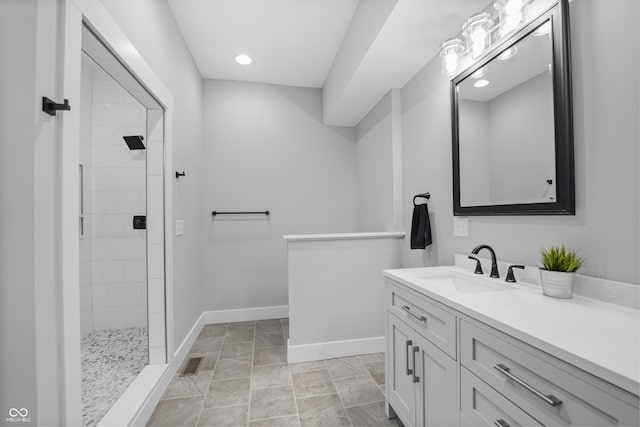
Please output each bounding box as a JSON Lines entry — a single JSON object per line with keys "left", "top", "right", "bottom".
{"left": 539, "top": 246, "right": 584, "bottom": 298}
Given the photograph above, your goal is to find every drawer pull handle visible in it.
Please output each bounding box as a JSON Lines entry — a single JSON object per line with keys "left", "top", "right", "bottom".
{"left": 493, "top": 364, "right": 563, "bottom": 407}
{"left": 405, "top": 340, "right": 413, "bottom": 375}
{"left": 412, "top": 346, "right": 420, "bottom": 383}
{"left": 402, "top": 305, "right": 427, "bottom": 322}
{"left": 494, "top": 420, "right": 510, "bottom": 427}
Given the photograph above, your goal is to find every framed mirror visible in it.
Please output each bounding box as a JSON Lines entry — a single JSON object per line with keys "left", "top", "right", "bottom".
{"left": 451, "top": 0, "right": 574, "bottom": 215}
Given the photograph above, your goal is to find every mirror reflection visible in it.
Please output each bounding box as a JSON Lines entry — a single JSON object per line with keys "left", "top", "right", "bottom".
{"left": 457, "top": 20, "right": 555, "bottom": 207}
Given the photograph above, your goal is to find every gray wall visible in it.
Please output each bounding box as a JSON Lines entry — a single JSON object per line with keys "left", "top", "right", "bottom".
{"left": 201, "top": 80, "right": 357, "bottom": 311}
{"left": 100, "top": 0, "right": 204, "bottom": 347}
{"left": 458, "top": 100, "right": 491, "bottom": 205}
{"left": 459, "top": 73, "right": 555, "bottom": 205}
{"left": 400, "top": 0, "right": 639, "bottom": 283}
{"left": 0, "top": 2, "right": 38, "bottom": 423}
{"left": 355, "top": 92, "right": 394, "bottom": 231}
{"left": 0, "top": 1, "right": 61, "bottom": 424}
{"left": 488, "top": 72, "right": 555, "bottom": 203}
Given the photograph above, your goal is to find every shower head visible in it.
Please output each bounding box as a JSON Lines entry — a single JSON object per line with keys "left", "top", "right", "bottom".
{"left": 123, "top": 135, "right": 145, "bottom": 150}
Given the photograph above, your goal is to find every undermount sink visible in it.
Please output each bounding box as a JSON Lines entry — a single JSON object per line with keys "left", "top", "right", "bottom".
{"left": 417, "top": 271, "right": 513, "bottom": 294}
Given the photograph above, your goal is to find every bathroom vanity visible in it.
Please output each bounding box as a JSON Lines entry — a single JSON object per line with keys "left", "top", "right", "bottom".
{"left": 383, "top": 267, "right": 640, "bottom": 427}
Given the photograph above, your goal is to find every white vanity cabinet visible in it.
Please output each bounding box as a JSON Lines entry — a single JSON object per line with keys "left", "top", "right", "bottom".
{"left": 386, "top": 281, "right": 459, "bottom": 426}
{"left": 460, "top": 320, "right": 639, "bottom": 426}
{"left": 385, "top": 276, "right": 640, "bottom": 427}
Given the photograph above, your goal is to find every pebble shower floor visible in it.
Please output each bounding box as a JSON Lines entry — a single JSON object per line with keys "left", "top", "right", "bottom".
{"left": 81, "top": 327, "right": 149, "bottom": 427}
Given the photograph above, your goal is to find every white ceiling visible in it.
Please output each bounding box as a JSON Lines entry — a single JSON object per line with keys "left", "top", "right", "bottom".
{"left": 322, "top": 0, "right": 489, "bottom": 126}
{"left": 167, "top": 0, "right": 490, "bottom": 126}
{"left": 167, "top": 0, "right": 360, "bottom": 88}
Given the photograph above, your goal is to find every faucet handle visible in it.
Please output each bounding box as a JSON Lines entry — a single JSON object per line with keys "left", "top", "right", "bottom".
{"left": 505, "top": 265, "right": 525, "bottom": 283}
{"left": 468, "top": 256, "right": 484, "bottom": 275}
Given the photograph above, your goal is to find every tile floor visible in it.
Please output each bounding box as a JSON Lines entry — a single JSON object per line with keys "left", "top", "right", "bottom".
{"left": 82, "top": 327, "right": 149, "bottom": 427}
{"left": 147, "top": 319, "right": 399, "bottom": 427}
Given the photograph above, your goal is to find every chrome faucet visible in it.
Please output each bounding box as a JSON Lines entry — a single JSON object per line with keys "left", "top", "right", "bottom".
{"left": 471, "top": 244, "right": 500, "bottom": 278}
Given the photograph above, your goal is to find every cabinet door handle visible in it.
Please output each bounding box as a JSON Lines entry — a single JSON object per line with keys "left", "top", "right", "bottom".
{"left": 493, "top": 364, "right": 562, "bottom": 407}
{"left": 412, "top": 346, "right": 420, "bottom": 383}
{"left": 402, "top": 305, "right": 427, "bottom": 322}
{"left": 405, "top": 340, "right": 413, "bottom": 375}
{"left": 493, "top": 420, "right": 510, "bottom": 427}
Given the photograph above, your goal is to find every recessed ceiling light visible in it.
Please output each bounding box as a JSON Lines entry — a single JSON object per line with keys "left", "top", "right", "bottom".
{"left": 474, "top": 79, "right": 490, "bottom": 88}
{"left": 235, "top": 54, "right": 252, "bottom": 65}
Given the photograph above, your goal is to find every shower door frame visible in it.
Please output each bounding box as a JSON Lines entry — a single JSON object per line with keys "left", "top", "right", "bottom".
{"left": 57, "top": 0, "right": 175, "bottom": 425}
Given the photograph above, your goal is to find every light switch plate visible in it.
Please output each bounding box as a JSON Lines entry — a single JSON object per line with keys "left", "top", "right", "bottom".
{"left": 454, "top": 217, "right": 468, "bottom": 237}
{"left": 176, "top": 220, "right": 184, "bottom": 236}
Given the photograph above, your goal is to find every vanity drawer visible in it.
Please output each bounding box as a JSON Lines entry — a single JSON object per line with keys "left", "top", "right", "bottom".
{"left": 460, "top": 367, "right": 541, "bottom": 427}
{"left": 460, "top": 320, "right": 640, "bottom": 427}
{"left": 387, "top": 280, "right": 456, "bottom": 359}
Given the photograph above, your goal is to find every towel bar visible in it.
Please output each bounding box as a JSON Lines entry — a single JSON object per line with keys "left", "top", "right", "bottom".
{"left": 211, "top": 211, "right": 270, "bottom": 216}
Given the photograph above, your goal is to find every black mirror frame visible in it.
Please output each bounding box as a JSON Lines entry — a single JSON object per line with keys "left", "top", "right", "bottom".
{"left": 451, "top": 0, "right": 574, "bottom": 216}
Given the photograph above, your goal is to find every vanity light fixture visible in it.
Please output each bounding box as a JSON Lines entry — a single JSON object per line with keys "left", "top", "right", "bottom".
{"left": 439, "top": 0, "right": 540, "bottom": 76}
{"left": 474, "top": 79, "right": 490, "bottom": 88}
{"left": 235, "top": 54, "right": 252, "bottom": 65}
{"left": 462, "top": 13, "right": 494, "bottom": 59}
{"left": 440, "top": 38, "right": 464, "bottom": 76}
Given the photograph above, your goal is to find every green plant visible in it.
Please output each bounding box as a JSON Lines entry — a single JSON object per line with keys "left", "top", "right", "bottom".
{"left": 540, "top": 246, "right": 584, "bottom": 272}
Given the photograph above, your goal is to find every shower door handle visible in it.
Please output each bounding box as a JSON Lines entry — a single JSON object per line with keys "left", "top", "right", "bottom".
{"left": 133, "top": 215, "right": 147, "bottom": 230}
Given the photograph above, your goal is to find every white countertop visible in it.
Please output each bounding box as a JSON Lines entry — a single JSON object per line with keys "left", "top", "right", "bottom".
{"left": 383, "top": 266, "right": 640, "bottom": 397}
{"left": 283, "top": 231, "right": 405, "bottom": 242}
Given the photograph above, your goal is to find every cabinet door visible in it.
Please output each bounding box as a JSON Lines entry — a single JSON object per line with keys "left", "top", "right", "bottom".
{"left": 387, "top": 312, "right": 416, "bottom": 426}
{"left": 414, "top": 333, "right": 459, "bottom": 427}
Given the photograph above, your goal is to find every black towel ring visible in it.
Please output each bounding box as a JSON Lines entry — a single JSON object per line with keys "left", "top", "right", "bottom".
{"left": 413, "top": 192, "right": 430, "bottom": 206}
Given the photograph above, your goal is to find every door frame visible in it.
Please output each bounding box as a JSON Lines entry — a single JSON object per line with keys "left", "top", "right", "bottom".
{"left": 58, "top": 0, "right": 175, "bottom": 424}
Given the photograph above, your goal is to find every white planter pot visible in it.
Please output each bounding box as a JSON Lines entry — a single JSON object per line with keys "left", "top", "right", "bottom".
{"left": 540, "top": 269, "right": 576, "bottom": 299}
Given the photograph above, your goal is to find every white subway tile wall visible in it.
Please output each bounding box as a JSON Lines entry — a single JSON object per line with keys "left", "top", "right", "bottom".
{"left": 79, "top": 57, "right": 166, "bottom": 363}
{"left": 89, "top": 70, "right": 148, "bottom": 331}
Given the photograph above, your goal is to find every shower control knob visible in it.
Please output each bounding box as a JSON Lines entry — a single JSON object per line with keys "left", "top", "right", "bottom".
{"left": 133, "top": 215, "right": 147, "bottom": 230}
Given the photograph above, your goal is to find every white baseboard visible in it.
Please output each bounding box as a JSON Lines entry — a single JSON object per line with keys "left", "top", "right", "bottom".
{"left": 204, "top": 305, "right": 288, "bottom": 324}
{"left": 169, "top": 311, "right": 207, "bottom": 369}
{"left": 100, "top": 312, "right": 206, "bottom": 427}
{"left": 131, "top": 312, "right": 205, "bottom": 426}
{"left": 287, "top": 336, "right": 385, "bottom": 364}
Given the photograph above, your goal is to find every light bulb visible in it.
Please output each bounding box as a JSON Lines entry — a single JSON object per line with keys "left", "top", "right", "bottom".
{"left": 505, "top": 12, "right": 523, "bottom": 31}
{"left": 494, "top": 0, "right": 525, "bottom": 36}
{"left": 440, "top": 38, "right": 464, "bottom": 76}
{"left": 471, "top": 29, "right": 487, "bottom": 58}
{"left": 474, "top": 79, "right": 490, "bottom": 88}
{"left": 504, "top": 0, "right": 523, "bottom": 16}
{"left": 462, "top": 13, "right": 493, "bottom": 59}
{"left": 235, "top": 54, "right": 252, "bottom": 65}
